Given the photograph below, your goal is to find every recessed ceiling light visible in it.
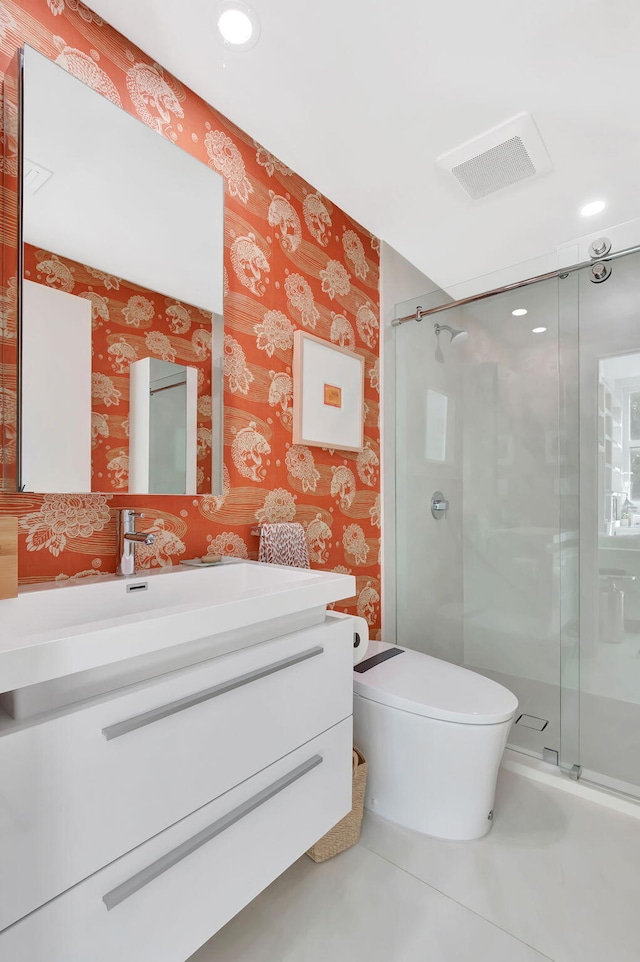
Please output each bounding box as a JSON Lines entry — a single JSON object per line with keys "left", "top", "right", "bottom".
{"left": 512, "top": 308, "right": 528, "bottom": 316}
{"left": 532, "top": 327, "right": 547, "bottom": 334}
{"left": 580, "top": 200, "right": 606, "bottom": 217}
{"left": 217, "top": 1, "right": 259, "bottom": 48}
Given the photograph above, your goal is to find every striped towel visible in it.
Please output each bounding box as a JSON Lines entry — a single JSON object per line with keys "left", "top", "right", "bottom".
{"left": 258, "top": 523, "right": 310, "bottom": 569}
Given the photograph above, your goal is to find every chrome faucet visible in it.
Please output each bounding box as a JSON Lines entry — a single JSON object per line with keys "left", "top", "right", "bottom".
{"left": 116, "top": 509, "right": 156, "bottom": 576}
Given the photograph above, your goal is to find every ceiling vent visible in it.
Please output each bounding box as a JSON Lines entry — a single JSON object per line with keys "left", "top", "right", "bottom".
{"left": 436, "top": 113, "right": 552, "bottom": 201}
{"left": 23, "top": 158, "right": 53, "bottom": 195}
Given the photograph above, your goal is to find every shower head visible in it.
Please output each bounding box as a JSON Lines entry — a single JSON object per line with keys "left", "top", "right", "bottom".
{"left": 450, "top": 328, "right": 469, "bottom": 345}
{"left": 433, "top": 322, "right": 468, "bottom": 362}
{"left": 435, "top": 323, "right": 468, "bottom": 343}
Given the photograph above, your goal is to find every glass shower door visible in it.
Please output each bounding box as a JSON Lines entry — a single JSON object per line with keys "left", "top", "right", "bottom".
{"left": 395, "top": 269, "right": 581, "bottom": 769}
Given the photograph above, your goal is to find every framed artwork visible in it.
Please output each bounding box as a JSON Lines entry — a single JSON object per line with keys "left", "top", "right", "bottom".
{"left": 293, "top": 331, "right": 365, "bottom": 452}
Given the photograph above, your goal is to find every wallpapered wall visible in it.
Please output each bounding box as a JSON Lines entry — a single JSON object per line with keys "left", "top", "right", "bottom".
{"left": 23, "top": 243, "right": 214, "bottom": 494}
{"left": 0, "top": 0, "right": 382, "bottom": 630}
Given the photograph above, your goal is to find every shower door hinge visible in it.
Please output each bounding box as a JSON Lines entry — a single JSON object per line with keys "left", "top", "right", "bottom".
{"left": 542, "top": 747, "right": 558, "bottom": 766}
{"left": 566, "top": 764, "right": 582, "bottom": 781}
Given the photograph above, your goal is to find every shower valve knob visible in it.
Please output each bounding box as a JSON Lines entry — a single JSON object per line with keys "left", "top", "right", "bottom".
{"left": 431, "top": 492, "right": 449, "bottom": 519}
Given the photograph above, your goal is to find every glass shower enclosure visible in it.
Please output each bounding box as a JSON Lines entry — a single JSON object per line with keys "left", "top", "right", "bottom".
{"left": 394, "top": 245, "right": 640, "bottom": 799}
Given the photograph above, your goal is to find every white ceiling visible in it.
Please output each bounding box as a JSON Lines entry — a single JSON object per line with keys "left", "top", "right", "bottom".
{"left": 89, "top": 0, "right": 640, "bottom": 293}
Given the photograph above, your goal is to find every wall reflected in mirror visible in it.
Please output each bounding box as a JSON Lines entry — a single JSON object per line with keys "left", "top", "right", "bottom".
{"left": 22, "top": 244, "right": 213, "bottom": 494}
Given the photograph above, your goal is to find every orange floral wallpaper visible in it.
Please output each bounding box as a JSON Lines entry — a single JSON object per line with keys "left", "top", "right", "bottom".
{"left": 23, "top": 243, "right": 214, "bottom": 494}
{"left": 0, "top": 0, "right": 382, "bottom": 631}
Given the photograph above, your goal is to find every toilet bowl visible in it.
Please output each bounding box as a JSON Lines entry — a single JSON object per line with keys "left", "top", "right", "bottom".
{"left": 353, "top": 641, "right": 518, "bottom": 841}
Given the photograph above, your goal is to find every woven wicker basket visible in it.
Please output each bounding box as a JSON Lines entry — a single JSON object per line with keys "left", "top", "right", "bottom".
{"left": 306, "top": 747, "right": 367, "bottom": 863}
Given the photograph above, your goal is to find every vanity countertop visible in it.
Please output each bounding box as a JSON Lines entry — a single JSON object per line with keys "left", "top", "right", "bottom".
{"left": 0, "top": 560, "right": 355, "bottom": 694}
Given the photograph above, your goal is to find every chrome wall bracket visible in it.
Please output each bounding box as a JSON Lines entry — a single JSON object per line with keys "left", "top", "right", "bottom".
{"left": 589, "top": 239, "right": 613, "bottom": 284}
{"left": 431, "top": 491, "right": 449, "bottom": 520}
{"left": 589, "top": 236, "right": 612, "bottom": 258}
{"left": 590, "top": 261, "right": 612, "bottom": 284}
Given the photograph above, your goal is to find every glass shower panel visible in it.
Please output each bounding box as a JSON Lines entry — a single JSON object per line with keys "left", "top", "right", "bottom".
{"left": 557, "top": 270, "right": 581, "bottom": 773}
{"left": 395, "top": 290, "right": 465, "bottom": 669}
{"left": 395, "top": 272, "right": 580, "bottom": 764}
{"left": 577, "top": 249, "right": 640, "bottom": 797}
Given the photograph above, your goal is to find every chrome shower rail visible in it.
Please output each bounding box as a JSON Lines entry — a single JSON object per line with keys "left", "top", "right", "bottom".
{"left": 391, "top": 241, "right": 640, "bottom": 326}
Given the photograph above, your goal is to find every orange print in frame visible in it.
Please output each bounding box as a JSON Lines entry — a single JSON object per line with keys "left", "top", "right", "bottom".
{"left": 323, "top": 384, "right": 342, "bottom": 408}
{"left": 293, "top": 331, "right": 364, "bottom": 452}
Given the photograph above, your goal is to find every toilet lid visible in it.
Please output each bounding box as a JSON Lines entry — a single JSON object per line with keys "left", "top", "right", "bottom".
{"left": 353, "top": 642, "right": 518, "bottom": 725}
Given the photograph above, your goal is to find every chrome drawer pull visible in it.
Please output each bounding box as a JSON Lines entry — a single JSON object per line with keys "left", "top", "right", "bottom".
{"left": 102, "top": 646, "right": 324, "bottom": 741}
{"left": 102, "top": 754, "right": 323, "bottom": 911}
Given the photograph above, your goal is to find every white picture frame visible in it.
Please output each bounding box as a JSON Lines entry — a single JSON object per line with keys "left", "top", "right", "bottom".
{"left": 293, "top": 331, "right": 365, "bottom": 452}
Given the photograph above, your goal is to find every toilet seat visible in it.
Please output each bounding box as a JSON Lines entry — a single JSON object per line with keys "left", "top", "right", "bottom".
{"left": 354, "top": 642, "right": 518, "bottom": 725}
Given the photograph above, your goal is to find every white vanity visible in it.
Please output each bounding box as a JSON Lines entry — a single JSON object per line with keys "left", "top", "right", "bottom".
{"left": 1, "top": 35, "right": 357, "bottom": 962}
{"left": 0, "top": 561, "right": 356, "bottom": 961}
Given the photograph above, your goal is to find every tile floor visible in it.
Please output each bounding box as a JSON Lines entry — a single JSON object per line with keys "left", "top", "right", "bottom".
{"left": 189, "top": 769, "right": 640, "bottom": 962}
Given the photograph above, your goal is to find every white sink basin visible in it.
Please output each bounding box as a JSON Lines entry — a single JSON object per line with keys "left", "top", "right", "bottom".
{"left": 0, "top": 560, "right": 356, "bottom": 694}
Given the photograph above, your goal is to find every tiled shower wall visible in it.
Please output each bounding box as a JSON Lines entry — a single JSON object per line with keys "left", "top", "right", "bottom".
{"left": 0, "top": 0, "right": 381, "bottom": 630}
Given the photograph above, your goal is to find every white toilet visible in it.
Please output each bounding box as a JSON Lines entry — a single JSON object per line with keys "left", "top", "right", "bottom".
{"left": 353, "top": 641, "right": 518, "bottom": 841}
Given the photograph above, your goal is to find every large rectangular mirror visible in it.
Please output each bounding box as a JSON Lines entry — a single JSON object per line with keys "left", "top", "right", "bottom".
{"left": 2, "top": 44, "right": 224, "bottom": 495}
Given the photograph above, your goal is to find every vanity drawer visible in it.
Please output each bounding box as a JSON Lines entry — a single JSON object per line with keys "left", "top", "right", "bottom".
{"left": 0, "top": 616, "right": 353, "bottom": 932}
{"left": 0, "top": 718, "right": 352, "bottom": 962}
